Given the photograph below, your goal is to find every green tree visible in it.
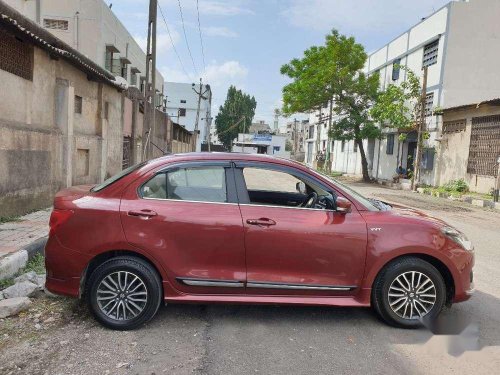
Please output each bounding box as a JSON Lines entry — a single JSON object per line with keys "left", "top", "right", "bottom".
{"left": 215, "top": 86, "right": 257, "bottom": 150}
{"left": 370, "top": 66, "right": 421, "bottom": 134}
{"left": 370, "top": 66, "right": 425, "bottom": 186}
{"left": 280, "top": 29, "right": 380, "bottom": 181}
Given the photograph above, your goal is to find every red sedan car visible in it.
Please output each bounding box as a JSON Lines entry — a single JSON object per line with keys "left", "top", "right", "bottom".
{"left": 45, "top": 153, "right": 474, "bottom": 330}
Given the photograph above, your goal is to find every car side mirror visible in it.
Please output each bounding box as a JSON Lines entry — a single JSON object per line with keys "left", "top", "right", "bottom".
{"left": 336, "top": 197, "right": 352, "bottom": 214}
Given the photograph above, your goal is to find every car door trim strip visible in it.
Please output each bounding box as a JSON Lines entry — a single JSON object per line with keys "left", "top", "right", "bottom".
{"left": 177, "top": 278, "right": 245, "bottom": 288}
{"left": 246, "top": 281, "right": 356, "bottom": 291}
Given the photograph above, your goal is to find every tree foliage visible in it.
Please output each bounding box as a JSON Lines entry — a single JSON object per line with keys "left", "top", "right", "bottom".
{"left": 280, "top": 29, "right": 380, "bottom": 181}
{"left": 215, "top": 86, "right": 257, "bottom": 150}
{"left": 370, "top": 66, "right": 422, "bottom": 137}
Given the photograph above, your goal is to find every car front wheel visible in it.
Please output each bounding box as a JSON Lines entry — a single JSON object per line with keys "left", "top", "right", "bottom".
{"left": 372, "top": 257, "right": 447, "bottom": 328}
{"left": 86, "top": 256, "right": 162, "bottom": 330}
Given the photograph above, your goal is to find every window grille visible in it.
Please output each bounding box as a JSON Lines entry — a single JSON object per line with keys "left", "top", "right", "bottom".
{"left": 467, "top": 115, "right": 500, "bottom": 176}
{"left": 43, "top": 19, "right": 69, "bottom": 31}
{"left": 0, "top": 29, "right": 33, "bottom": 81}
{"left": 443, "top": 119, "right": 466, "bottom": 134}
{"left": 423, "top": 39, "right": 439, "bottom": 68}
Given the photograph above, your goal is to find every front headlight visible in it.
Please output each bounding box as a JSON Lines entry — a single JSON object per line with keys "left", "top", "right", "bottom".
{"left": 442, "top": 227, "right": 473, "bottom": 251}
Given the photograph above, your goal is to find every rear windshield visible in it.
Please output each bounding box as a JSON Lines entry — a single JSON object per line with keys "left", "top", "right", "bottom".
{"left": 91, "top": 162, "right": 146, "bottom": 192}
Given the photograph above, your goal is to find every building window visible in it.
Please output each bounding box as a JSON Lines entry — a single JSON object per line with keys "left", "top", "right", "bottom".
{"left": 353, "top": 141, "right": 358, "bottom": 153}
{"left": 179, "top": 108, "right": 186, "bottom": 117}
{"left": 309, "top": 125, "right": 315, "bottom": 139}
{"left": 43, "top": 19, "right": 69, "bottom": 31}
{"left": 75, "top": 95, "right": 83, "bottom": 114}
{"left": 443, "top": 119, "right": 466, "bottom": 134}
{"left": 386, "top": 134, "right": 395, "bottom": 154}
{"left": 392, "top": 58, "right": 401, "bottom": 81}
{"left": 130, "top": 73, "right": 137, "bottom": 86}
{"left": 425, "top": 93, "right": 434, "bottom": 117}
{"left": 0, "top": 29, "right": 34, "bottom": 81}
{"left": 180, "top": 99, "right": 186, "bottom": 103}
{"left": 341, "top": 140, "right": 345, "bottom": 152}
{"left": 420, "top": 148, "right": 435, "bottom": 170}
{"left": 104, "top": 101, "right": 109, "bottom": 120}
{"left": 422, "top": 39, "right": 439, "bottom": 68}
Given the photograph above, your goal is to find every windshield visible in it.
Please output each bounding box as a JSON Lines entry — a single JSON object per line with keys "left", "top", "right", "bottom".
{"left": 91, "top": 162, "right": 146, "bottom": 192}
{"left": 310, "top": 169, "right": 380, "bottom": 211}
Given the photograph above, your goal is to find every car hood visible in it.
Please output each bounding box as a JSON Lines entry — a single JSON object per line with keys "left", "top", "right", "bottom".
{"left": 384, "top": 201, "right": 449, "bottom": 227}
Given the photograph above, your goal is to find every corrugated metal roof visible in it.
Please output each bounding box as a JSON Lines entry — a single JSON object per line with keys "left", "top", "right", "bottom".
{"left": 0, "top": 1, "right": 124, "bottom": 90}
{"left": 442, "top": 98, "right": 500, "bottom": 112}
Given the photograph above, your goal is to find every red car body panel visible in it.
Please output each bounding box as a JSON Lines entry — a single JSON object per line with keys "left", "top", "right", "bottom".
{"left": 45, "top": 153, "right": 474, "bottom": 308}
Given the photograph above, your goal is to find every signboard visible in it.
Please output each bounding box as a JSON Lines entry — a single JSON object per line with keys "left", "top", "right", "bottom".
{"left": 253, "top": 134, "right": 272, "bottom": 142}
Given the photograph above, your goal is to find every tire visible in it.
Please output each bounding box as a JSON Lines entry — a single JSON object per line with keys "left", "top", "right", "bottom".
{"left": 372, "top": 257, "right": 446, "bottom": 328}
{"left": 86, "top": 256, "right": 162, "bottom": 330}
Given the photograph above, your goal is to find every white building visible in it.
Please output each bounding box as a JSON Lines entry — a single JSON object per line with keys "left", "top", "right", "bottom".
{"left": 306, "top": 0, "right": 500, "bottom": 186}
{"left": 233, "top": 133, "right": 290, "bottom": 159}
{"left": 165, "top": 81, "right": 212, "bottom": 152}
{"left": 5, "top": 0, "right": 165, "bottom": 102}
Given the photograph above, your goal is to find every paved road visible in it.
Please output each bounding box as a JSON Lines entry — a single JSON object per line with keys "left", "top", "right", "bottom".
{"left": 1, "top": 183, "right": 500, "bottom": 375}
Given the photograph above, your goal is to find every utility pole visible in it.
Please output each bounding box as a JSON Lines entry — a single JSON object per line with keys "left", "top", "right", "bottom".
{"left": 293, "top": 118, "right": 299, "bottom": 156}
{"left": 192, "top": 78, "right": 210, "bottom": 151}
{"left": 411, "top": 65, "right": 428, "bottom": 191}
{"left": 494, "top": 156, "right": 500, "bottom": 202}
{"left": 142, "top": 0, "right": 157, "bottom": 161}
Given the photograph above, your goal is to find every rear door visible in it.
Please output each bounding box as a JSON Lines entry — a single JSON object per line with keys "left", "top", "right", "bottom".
{"left": 120, "top": 161, "right": 247, "bottom": 294}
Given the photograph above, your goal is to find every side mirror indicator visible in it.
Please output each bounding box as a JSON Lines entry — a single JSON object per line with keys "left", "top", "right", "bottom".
{"left": 336, "top": 197, "right": 352, "bottom": 214}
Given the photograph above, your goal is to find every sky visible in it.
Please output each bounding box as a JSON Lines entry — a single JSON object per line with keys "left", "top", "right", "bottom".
{"left": 112, "top": 0, "right": 451, "bottom": 128}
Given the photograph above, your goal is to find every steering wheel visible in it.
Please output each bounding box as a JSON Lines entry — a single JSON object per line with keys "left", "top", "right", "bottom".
{"left": 301, "top": 192, "right": 318, "bottom": 208}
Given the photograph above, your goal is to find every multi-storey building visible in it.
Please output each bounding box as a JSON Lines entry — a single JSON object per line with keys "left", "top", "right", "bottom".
{"left": 5, "top": 0, "right": 165, "bottom": 103}
{"left": 164, "top": 82, "right": 212, "bottom": 152}
{"left": 306, "top": 0, "right": 500, "bottom": 188}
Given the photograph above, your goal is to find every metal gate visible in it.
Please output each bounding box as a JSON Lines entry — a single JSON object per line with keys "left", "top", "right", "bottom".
{"left": 122, "top": 137, "right": 132, "bottom": 169}
{"left": 467, "top": 115, "right": 500, "bottom": 176}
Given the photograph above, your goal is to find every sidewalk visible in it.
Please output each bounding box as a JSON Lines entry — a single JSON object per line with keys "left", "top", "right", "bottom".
{"left": 0, "top": 209, "right": 51, "bottom": 259}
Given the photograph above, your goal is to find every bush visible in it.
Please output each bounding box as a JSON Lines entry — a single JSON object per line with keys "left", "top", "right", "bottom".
{"left": 442, "top": 179, "right": 469, "bottom": 193}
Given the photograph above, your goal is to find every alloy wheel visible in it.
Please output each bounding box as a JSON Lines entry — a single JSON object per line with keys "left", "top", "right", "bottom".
{"left": 96, "top": 271, "right": 148, "bottom": 321}
{"left": 387, "top": 271, "right": 436, "bottom": 320}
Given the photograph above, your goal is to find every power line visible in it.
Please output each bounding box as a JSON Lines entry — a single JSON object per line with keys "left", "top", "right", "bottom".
{"left": 157, "top": 2, "right": 191, "bottom": 80}
{"left": 177, "top": 0, "right": 198, "bottom": 76}
{"left": 195, "top": 0, "right": 206, "bottom": 71}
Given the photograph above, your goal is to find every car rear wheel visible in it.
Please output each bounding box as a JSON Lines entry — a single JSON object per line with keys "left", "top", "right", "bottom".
{"left": 86, "top": 256, "right": 162, "bottom": 330}
{"left": 372, "top": 257, "right": 446, "bottom": 328}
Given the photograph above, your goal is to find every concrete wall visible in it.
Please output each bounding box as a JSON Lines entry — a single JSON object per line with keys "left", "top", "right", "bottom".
{"left": 4, "top": 0, "right": 164, "bottom": 93}
{"left": 441, "top": 0, "right": 500, "bottom": 108}
{"left": 0, "top": 44, "right": 123, "bottom": 217}
{"left": 434, "top": 104, "right": 500, "bottom": 194}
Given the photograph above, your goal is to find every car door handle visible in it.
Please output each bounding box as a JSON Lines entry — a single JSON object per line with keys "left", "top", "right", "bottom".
{"left": 128, "top": 209, "right": 158, "bottom": 219}
{"left": 246, "top": 218, "right": 276, "bottom": 227}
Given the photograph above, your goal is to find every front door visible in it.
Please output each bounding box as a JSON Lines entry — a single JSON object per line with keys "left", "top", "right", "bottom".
{"left": 235, "top": 163, "right": 367, "bottom": 295}
{"left": 120, "top": 162, "right": 246, "bottom": 294}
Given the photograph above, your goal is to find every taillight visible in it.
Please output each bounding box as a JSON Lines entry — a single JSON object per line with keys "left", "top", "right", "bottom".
{"left": 49, "top": 209, "right": 74, "bottom": 236}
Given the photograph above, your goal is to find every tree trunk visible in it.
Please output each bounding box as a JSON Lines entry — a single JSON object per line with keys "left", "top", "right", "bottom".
{"left": 356, "top": 138, "right": 371, "bottom": 182}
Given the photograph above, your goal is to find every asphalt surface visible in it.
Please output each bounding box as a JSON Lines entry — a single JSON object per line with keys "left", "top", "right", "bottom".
{"left": 1, "top": 182, "right": 499, "bottom": 375}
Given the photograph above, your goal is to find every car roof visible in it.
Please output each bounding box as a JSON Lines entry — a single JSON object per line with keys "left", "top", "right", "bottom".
{"left": 144, "top": 152, "right": 308, "bottom": 171}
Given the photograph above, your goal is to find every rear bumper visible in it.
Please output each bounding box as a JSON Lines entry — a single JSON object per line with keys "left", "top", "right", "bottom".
{"left": 44, "top": 235, "right": 91, "bottom": 298}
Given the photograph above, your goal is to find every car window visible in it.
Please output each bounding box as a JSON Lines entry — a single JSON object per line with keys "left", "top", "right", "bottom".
{"left": 91, "top": 162, "right": 146, "bottom": 192}
{"left": 241, "top": 166, "right": 330, "bottom": 209}
{"left": 243, "top": 167, "right": 301, "bottom": 193}
{"left": 142, "top": 166, "right": 227, "bottom": 203}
